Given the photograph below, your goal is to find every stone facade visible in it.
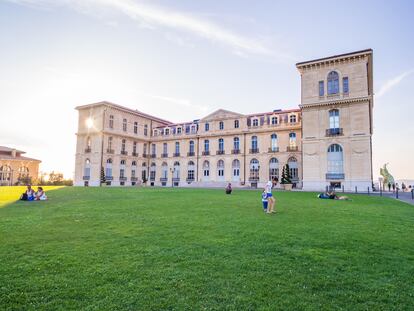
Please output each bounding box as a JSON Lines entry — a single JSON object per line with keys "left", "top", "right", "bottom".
{"left": 74, "top": 49, "right": 373, "bottom": 191}
{"left": 0, "top": 146, "right": 41, "bottom": 186}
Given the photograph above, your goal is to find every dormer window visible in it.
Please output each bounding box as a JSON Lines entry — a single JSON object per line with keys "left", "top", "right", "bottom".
{"left": 290, "top": 115, "right": 297, "bottom": 123}
{"left": 165, "top": 128, "right": 170, "bottom": 135}
{"left": 271, "top": 116, "right": 278, "bottom": 125}
{"left": 327, "top": 71, "right": 339, "bottom": 95}
{"left": 219, "top": 121, "right": 224, "bottom": 130}
{"left": 177, "top": 127, "right": 182, "bottom": 134}
{"left": 252, "top": 119, "right": 259, "bottom": 127}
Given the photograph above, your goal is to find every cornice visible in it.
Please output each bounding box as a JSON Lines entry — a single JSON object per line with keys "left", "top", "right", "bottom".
{"left": 300, "top": 96, "right": 372, "bottom": 109}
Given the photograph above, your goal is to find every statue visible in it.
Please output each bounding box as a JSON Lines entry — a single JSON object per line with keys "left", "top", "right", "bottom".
{"left": 380, "top": 163, "right": 395, "bottom": 186}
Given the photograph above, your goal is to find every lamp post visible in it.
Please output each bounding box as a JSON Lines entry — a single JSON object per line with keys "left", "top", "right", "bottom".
{"left": 170, "top": 167, "right": 175, "bottom": 188}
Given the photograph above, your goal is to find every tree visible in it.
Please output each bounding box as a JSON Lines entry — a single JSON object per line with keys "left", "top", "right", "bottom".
{"left": 281, "top": 164, "right": 292, "bottom": 184}
{"left": 49, "top": 171, "right": 64, "bottom": 185}
{"left": 100, "top": 166, "right": 106, "bottom": 185}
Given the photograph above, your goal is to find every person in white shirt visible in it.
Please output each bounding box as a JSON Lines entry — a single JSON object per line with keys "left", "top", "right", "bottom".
{"left": 265, "top": 181, "right": 275, "bottom": 214}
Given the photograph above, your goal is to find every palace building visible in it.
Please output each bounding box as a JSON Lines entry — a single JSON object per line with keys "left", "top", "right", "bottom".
{"left": 74, "top": 49, "right": 374, "bottom": 191}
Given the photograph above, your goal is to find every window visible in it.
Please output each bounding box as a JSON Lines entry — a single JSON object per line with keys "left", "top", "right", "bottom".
{"left": 205, "top": 123, "right": 209, "bottom": 131}
{"left": 218, "top": 138, "right": 224, "bottom": 151}
{"left": 121, "top": 139, "right": 126, "bottom": 152}
{"left": 150, "top": 163, "right": 156, "bottom": 181}
{"left": 327, "top": 144, "right": 344, "bottom": 173}
{"left": 249, "top": 159, "right": 259, "bottom": 180}
{"left": 187, "top": 161, "right": 195, "bottom": 180}
{"left": 288, "top": 157, "right": 298, "bottom": 180}
{"left": 191, "top": 125, "right": 196, "bottom": 133}
{"left": 86, "top": 136, "right": 91, "bottom": 148}
{"left": 271, "top": 117, "right": 278, "bottom": 125}
{"left": 133, "top": 141, "right": 137, "bottom": 155}
{"left": 123, "top": 118, "right": 127, "bottom": 132}
{"left": 0, "top": 165, "right": 12, "bottom": 182}
{"left": 108, "top": 137, "right": 113, "bottom": 150}
{"left": 173, "top": 162, "right": 180, "bottom": 179}
{"left": 142, "top": 163, "right": 147, "bottom": 181}
{"left": 343, "top": 77, "right": 349, "bottom": 94}
{"left": 217, "top": 160, "right": 225, "bottom": 179}
{"left": 163, "top": 143, "right": 168, "bottom": 154}
{"left": 151, "top": 144, "right": 156, "bottom": 155}
{"left": 106, "top": 158, "right": 112, "bottom": 177}
{"left": 232, "top": 159, "right": 240, "bottom": 180}
{"left": 204, "top": 140, "right": 209, "bottom": 152}
{"left": 233, "top": 137, "right": 240, "bottom": 150}
{"left": 134, "top": 122, "right": 138, "bottom": 134}
{"left": 289, "top": 133, "right": 296, "bottom": 146}
{"left": 189, "top": 141, "right": 195, "bottom": 153}
{"left": 329, "top": 109, "right": 340, "bottom": 129}
{"left": 251, "top": 136, "right": 258, "bottom": 150}
{"left": 177, "top": 127, "right": 182, "bottom": 134}
{"left": 203, "top": 161, "right": 210, "bottom": 179}
{"left": 84, "top": 159, "right": 91, "bottom": 177}
{"left": 109, "top": 115, "right": 114, "bottom": 129}
{"left": 252, "top": 119, "right": 259, "bottom": 127}
{"left": 18, "top": 166, "right": 29, "bottom": 180}
{"left": 120, "top": 160, "right": 126, "bottom": 178}
{"left": 165, "top": 128, "right": 170, "bottom": 135}
{"left": 319, "top": 81, "right": 324, "bottom": 96}
{"left": 271, "top": 134, "right": 278, "bottom": 151}
{"left": 269, "top": 158, "right": 279, "bottom": 181}
{"left": 219, "top": 121, "right": 224, "bottom": 130}
{"left": 234, "top": 120, "right": 239, "bottom": 128}
{"left": 144, "top": 124, "right": 148, "bottom": 136}
{"left": 289, "top": 115, "right": 297, "bottom": 123}
{"left": 131, "top": 161, "right": 137, "bottom": 178}
{"left": 327, "top": 71, "right": 339, "bottom": 95}
{"left": 162, "top": 162, "right": 168, "bottom": 179}
{"left": 143, "top": 143, "right": 147, "bottom": 156}
{"left": 175, "top": 142, "right": 180, "bottom": 154}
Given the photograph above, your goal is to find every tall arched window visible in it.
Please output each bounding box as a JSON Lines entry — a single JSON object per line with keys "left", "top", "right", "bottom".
{"left": 187, "top": 161, "right": 195, "bottom": 181}
{"left": 251, "top": 136, "right": 258, "bottom": 152}
{"left": 269, "top": 158, "right": 279, "bottom": 181}
{"left": 203, "top": 160, "right": 210, "bottom": 181}
{"left": 161, "top": 162, "right": 168, "bottom": 179}
{"left": 0, "top": 165, "right": 12, "bottom": 183}
{"left": 150, "top": 163, "right": 156, "bottom": 181}
{"left": 270, "top": 134, "right": 278, "bottom": 151}
{"left": 327, "top": 144, "right": 344, "bottom": 174}
{"left": 131, "top": 161, "right": 137, "bottom": 179}
{"left": 217, "top": 160, "right": 225, "bottom": 180}
{"left": 120, "top": 160, "right": 126, "bottom": 179}
{"left": 249, "top": 159, "right": 259, "bottom": 180}
{"left": 218, "top": 138, "right": 224, "bottom": 151}
{"left": 288, "top": 157, "right": 298, "bottom": 181}
{"left": 232, "top": 159, "right": 240, "bottom": 181}
{"left": 329, "top": 109, "right": 340, "bottom": 129}
{"left": 327, "top": 71, "right": 339, "bottom": 95}
{"left": 84, "top": 159, "right": 91, "bottom": 178}
{"left": 18, "top": 166, "right": 29, "bottom": 180}
{"left": 142, "top": 162, "right": 147, "bottom": 181}
{"left": 233, "top": 137, "right": 240, "bottom": 151}
{"left": 106, "top": 158, "right": 113, "bottom": 178}
{"left": 173, "top": 161, "right": 180, "bottom": 179}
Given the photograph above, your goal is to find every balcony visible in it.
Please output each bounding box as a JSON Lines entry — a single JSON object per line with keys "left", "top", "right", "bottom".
{"left": 231, "top": 149, "right": 240, "bottom": 154}
{"left": 131, "top": 177, "right": 138, "bottom": 182}
{"left": 83, "top": 176, "right": 90, "bottom": 180}
{"left": 132, "top": 152, "right": 138, "bottom": 157}
{"left": 186, "top": 177, "right": 195, "bottom": 182}
{"left": 326, "top": 128, "right": 343, "bottom": 136}
{"left": 249, "top": 148, "right": 259, "bottom": 154}
{"left": 161, "top": 153, "right": 168, "bottom": 158}
{"left": 85, "top": 147, "right": 91, "bottom": 153}
{"left": 187, "top": 152, "right": 195, "bottom": 157}
{"left": 121, "top": 150, "right": 128, "bottom": 155}
{"left": 248, "top": 176, "right": 259, "bottom": 181}
{"left": 268, "top": 147, "right": 279, "bottom": 153}
{"left": 216, "top": 150, "right": 225, "bottom": 155}
{"left": 142, "top": 154, "right": 148, "bottom": 158}
{"left": 160, "top": 177, "right": 168, "bottom": 182}
{"left": 173, "top": 152, "right": 180, "bottom": 157}
{"left": 151, "top": 154, "right": 156, "bottom": 158}
{"left": 150, "top": 176, "right": 155, "bottom": 181}
{"left": 106, "top": 149, "right": 114, "bottom": 154}
{"left": 106, "top": 176, "right": 113, "bottom": 181}
{"left": 172, "top": 177, "right": 180, "bottom": 182}
{"left": 326, "top": 173, "right": 345, "bottom": 180}
{"left": 119, "top": 176, "right": 127, "bottom": 181}
{"left": 287, "top": 146, "right": 299, "bottom": 152}
{"left": 202, "top": 151, "right": 210, "bottom": 156}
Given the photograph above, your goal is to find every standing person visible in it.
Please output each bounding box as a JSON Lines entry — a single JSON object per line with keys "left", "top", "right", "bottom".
{"left": 265, "top": 181, "right": 275, "bottom": 214}
{"left": 261, "top": 190, "right": 268, "bottom": 213}
{"left": 387, "top": 182, "right": 391, "bottom": 192}
{"left": 392, "top": 183, "right": 396, "bottom": 192}
{"left": 402, "top": 182, "right": 406, "bottom": 192}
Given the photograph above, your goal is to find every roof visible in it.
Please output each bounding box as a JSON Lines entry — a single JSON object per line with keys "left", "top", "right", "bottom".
{"left": 247, "top": 108, "right": 301, "bottom": 117}
{"left": 296, "top": 49, "right": 373, "bottom": 67}
{"left": 0, "top": 154, "right": 41, "bottom": 162}
{"left": 0, "top": 146, "right": 25, "bottom": 154}
{"left": 75, "top": 101, "right": 173, "bottom": 126}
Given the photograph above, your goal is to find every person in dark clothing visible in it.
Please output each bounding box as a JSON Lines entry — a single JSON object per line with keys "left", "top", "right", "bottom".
{"left": 225, "top": 183, "right": 232, "bottom": 194}
{"left": 388, "top": 182, "right": 391, "bottom": 192}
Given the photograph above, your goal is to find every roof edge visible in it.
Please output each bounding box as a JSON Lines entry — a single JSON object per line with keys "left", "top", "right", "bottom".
{"left": 296, "top": 49, "right": 373, "bottom": 67}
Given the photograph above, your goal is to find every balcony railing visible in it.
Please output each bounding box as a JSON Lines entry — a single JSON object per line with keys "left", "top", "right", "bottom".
{"left": 287, "top": 146, "right": 299, "bottom": 152}
{"left": 106, "top": 149, "right": 114, "bottom": 154}
{"left": 249, "top": 148, "right": 259, "bottom": 154}
{"left": 202, "top": 151, "right": 210, "bottom": 156}
{"left": 85, "top": 147, "right": 91, "bottom": 153}
{"left": 326, "top": 128, "right": 343, "bottom": 136}
{"left": 150, "top": 176, "right": 155, "bottom": 181}
{"left": 106, "top": 176, "right": 113, "bottom": 181}
{"left": 216, "top": 150, "right": 225, "bottom": 155}
{"left": 160, "top": 177, "right": 168, "bottom": 182}
{"left": 151, "top": 154, "right": 156, "bottom": 158}
{"left": 83, "top": 176, "right": 90, "bottom": 180}
{"left": 173, "top": 152, "right": 180, "bottom": 157}
{"left": 172, "top": 177, "right": 180, "bottom": 182}
{"left": 187, "top": 151, "right": 195, "bottom": 157}
{"left": 161, "top": 153, "right": 168, "bottom": 158}
{"left": 248, "top": 176, "right": 259, "bottom": 181}
{"left": 119, "top": 177, "right": 127, "bottom": 181}
{"left": 186, "top": 177, "right": 195, "bottom": 182}
{"left": 121, "top": 150, "right": 128, "bottom": 155}
{"left": 326, "top": 173, "right": 345, "bottom": 180}
{"left": 132, "top": 152, "right": 138, "bottom": 157}
{"left": 268, "top": 147, "right": 279, "bottom": 153}
{"left": 231, "top": 149, "right": 240, "bottom": 154}
{"left": 131, "top": 177, "right": 138, "bottom": 182}
{"left": 142, "top": 153, "right": 148, "bottom": 158}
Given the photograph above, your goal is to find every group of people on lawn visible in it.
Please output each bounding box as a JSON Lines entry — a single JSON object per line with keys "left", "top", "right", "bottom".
{"left": 20, "top": 185, "right": 48, "bottom": 201}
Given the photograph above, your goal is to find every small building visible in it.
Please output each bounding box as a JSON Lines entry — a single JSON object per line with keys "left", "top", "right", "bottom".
{"left": 0, "top": 146, "right": 41, "bottom": 186}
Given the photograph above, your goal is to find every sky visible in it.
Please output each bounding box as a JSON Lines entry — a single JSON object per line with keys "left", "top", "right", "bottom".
{"left": 1, "top": 0, "right": 413, "bottom": 180}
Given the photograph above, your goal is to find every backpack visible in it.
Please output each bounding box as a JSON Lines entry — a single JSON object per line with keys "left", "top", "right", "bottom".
{"left": 20, "top": 193, "right": 28, "bottom": 201}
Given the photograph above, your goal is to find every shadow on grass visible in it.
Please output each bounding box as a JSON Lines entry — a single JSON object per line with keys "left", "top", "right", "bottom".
{"left": 0, "top": 186, "right": 66, "bottom": 209}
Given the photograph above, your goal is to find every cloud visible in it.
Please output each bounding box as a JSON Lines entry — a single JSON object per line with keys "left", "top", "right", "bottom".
{"left": 6, "top": 0, "right": 292, "bottom": 60}
{"left": 376, "top": 70, "right": 414, "bottom": 98}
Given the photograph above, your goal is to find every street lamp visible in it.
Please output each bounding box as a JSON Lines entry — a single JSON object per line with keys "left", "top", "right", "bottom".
{"left": 170, "top": 167, "right": 175, "bottom": 188}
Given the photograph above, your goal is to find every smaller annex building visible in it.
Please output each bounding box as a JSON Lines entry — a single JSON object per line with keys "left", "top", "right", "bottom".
{"left": 0, "top": 146, "right": 41, "bottom": 186}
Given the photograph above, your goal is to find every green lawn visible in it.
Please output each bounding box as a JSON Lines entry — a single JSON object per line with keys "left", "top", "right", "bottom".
{"left": 0, "top": 187, "right": 413, "bottom": 310}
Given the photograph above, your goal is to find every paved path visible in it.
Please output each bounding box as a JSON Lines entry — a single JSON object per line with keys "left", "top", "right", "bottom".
{"left": 383, "top": 191, "right": 414, "bottom": 206}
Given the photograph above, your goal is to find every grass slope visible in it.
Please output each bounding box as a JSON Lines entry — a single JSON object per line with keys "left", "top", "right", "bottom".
{"left": 0, "top": 187, "right": 413, "bottom": 310}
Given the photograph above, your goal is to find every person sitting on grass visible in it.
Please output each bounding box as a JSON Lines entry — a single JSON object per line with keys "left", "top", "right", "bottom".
{"left": 34, "top": 187, "right": 48, "bottom": 201}
{"left": 225, "top": 183, "right": 232, "bottom": 194}
{"left": 261, "top": 190, "right": 268, "bottom": 213}
{"left": 20, "top": 185, "right": 35, "bottom": 201}
{"left": 318, "top": 190, "right": 349, "bottom": 200}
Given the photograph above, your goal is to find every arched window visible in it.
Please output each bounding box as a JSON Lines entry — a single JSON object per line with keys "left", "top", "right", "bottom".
{"left": 106, "top": 158, "right": 113, "bottom": 178}
{"left": 233, "top": 137, "right": 240, "bottom": 151}
{"left": 232, "top": 159, "right": 240, "bottom": 181}
{"left": 288, "top": 157, "right": 298, "bottom": 180}
{"left": 289, "top": 133, "right": 296, "bottom": 146}
{"left": 203, "top": 160, "right": 210, "bottom": 180}
{"left": 327, "top": 144, "right": 344, "bottom": 174}
{"left": 249, "top": 159, "right": 259, "bottom": 180}
{"left": 18, "top": 166, "right": 29, "bottom": 180}
{"left": 217, "top": 160, "right": 225, "bottom": 180}
{"left": 142, "top": 162, "right": 147, "bottom": 181}
{"left": 218, "top": 138, "right": 224, "bottom": 151}
{"left": 0, "top": 165, "right": 12, "bottom": 183}
{"left": 123, "top": 118, "right": 127, "bottom": 132}
{"left": 161, "top": 162, "right": 168, "bottom": 179}
{"left": 329, "top": 109, "right": 340, "bottom": 129}
{"left": 150, "top": 163, "right": 156, "bottom": 181}
{"left": 269, "top": 158, "right": 279, "bottom": 181}
{"left": 189, "top": 141, "right": 195, "bottom": 154}
{"left": 173, "top": 161, "right": 180, "bottom": 179}
{"left": 219, "top": 121, "right": 224, "bottom": 130}
{"left": 187, "top": 161, "right": 195, "bottom": 181}
{"left": 251, "top": 136, "right": 258, "bottom": 151}
{"left": 120, "top": 160, "right": 126, "bottom": 179}
{"left": 84, "top": 159, "right": 91, "bottom": 178}
{"left": 327, "top": 71, "right": 339, "bottom": 95}
{"left": 270, "top": 134, "right": 278, "bottom": 151}
{"left": 109, "top": 115, "right": 114, "bottom": 128}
